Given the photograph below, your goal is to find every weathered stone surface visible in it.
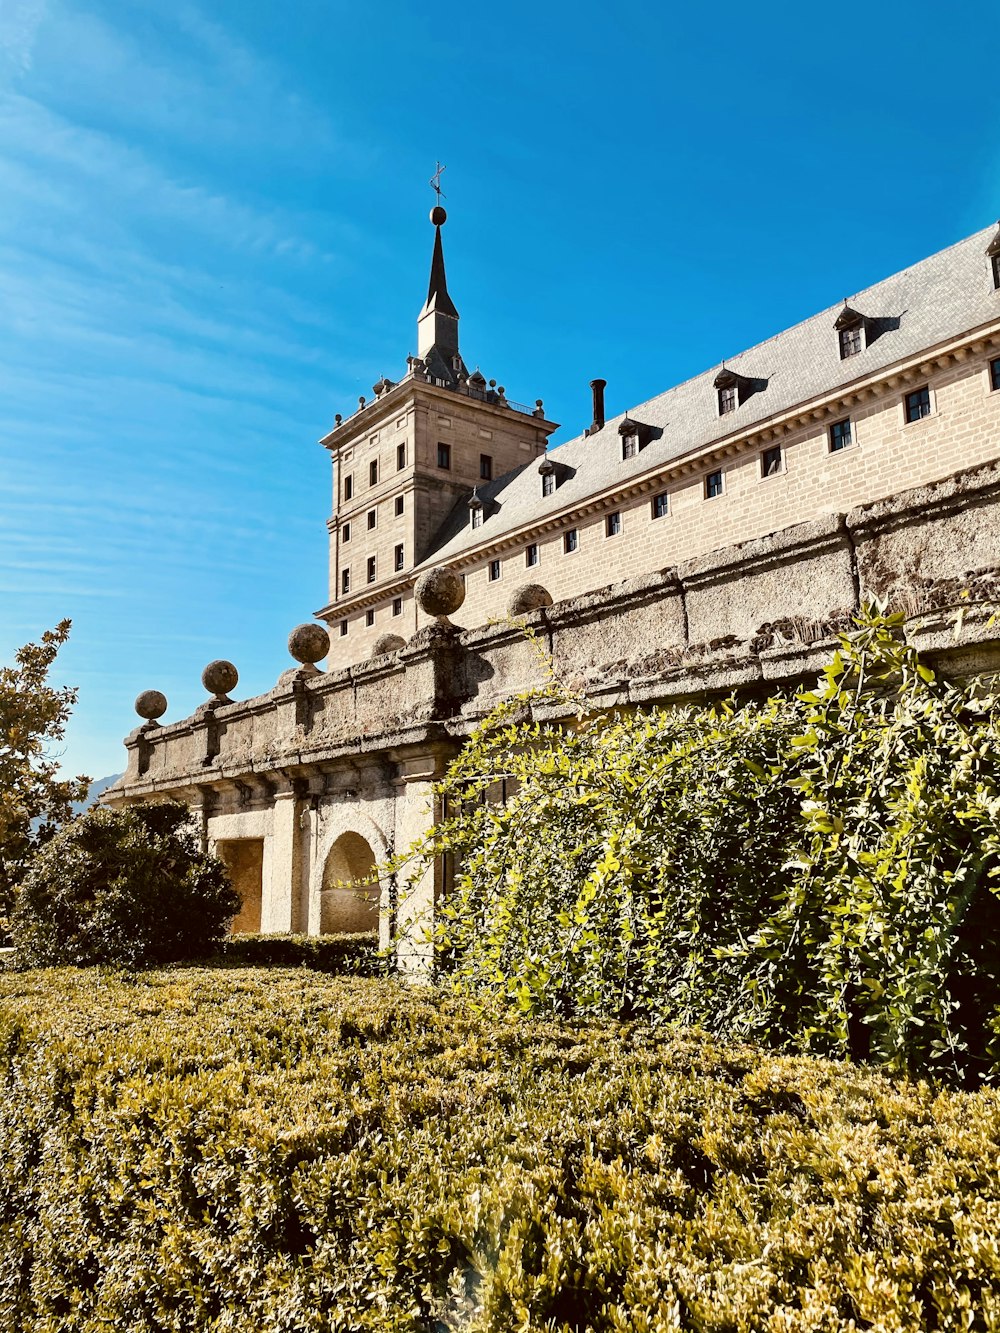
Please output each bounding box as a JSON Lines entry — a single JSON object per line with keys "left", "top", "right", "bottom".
{"left": 134, "top": 689, "right": 167, "bottom": 721}
{"left": 414, "top": 567, "right": 465, "bottom": 618}
{"left": 371, "top": 633, "right": 406, "bottom": 656}
{"left": 202, "top": 660, "right": 239, "bottom": 697}
{"left": 288, "top": 623, "right": 330, "bottom": 665}
{"left": 508, "top": 583, "right": 553, "bottom": 615}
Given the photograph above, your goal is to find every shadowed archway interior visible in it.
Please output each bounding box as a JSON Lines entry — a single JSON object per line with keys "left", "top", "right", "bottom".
{"left": 321, "top": 832, "right": 379, "bottom": 934}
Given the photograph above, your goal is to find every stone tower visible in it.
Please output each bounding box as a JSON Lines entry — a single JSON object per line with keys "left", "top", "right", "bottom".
{"left": 315, "top": 205, "right": 558, "bottom": 665}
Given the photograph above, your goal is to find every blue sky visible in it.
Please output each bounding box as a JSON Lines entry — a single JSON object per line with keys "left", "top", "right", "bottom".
{"left": 2, "top": 0, "right": 998, "bottom": 781}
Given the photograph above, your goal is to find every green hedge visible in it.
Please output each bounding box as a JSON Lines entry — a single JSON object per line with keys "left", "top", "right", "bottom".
{"left": 1, "top": 970, "right": 999, "bottom": 1330}
{"left": 208, "top": 930, "right": 385, "bottom": 975}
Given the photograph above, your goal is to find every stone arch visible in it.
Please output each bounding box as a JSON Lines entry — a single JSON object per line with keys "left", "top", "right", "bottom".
{"left": 320, "top": 831, "right": 379, "bottom": 934}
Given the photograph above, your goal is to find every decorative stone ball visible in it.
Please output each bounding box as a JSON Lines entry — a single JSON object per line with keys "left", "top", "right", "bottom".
{"left": 508, "top": 583, "right": 554, "bottom": 616}
{"left": 288, "top": 623, "right": 330, "bottom": 665}
{"left": 202, "top": 659, "right": 239, "bottom": 696}
{"left": 371, "top": 633, "right": 406, "bottom": 656}
{"left": 430, "top": 204, "right": 447, "bottom": 226}
{"left": 134, "top": 689, "right": 167, "bottom": 721}
{"left": 414, "top": 566, "right": 466, "bottom": 618}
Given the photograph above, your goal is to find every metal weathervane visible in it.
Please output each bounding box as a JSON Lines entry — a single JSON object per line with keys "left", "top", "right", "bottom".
{"left": 429, "top": 161, "right": 447, "bottom": 201}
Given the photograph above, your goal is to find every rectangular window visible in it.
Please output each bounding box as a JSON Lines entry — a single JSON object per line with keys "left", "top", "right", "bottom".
{"left": 342, "top": 521, "right": 351, "bottom": 543}
{"left": 761, "top": 445, "right": 783, "bottom": 477}
{"left": 990, "top": 357, "right": 1000, "bottom": 392}
{"left": 541, "top": 472, "right": 555, "bottom": 497}
{"left": 480, "top": 453, "right": 493, "bottom": 481}
{"left": 488, "top": 559, "right": 501, "bottom": 582}
{"left": 606, "top": 511, "right": 621, "bottom": 537}
{"left": 369, "top": 459, "right": 379, "bottom": 486}
{"left": 905, "top": 386, "right": 931, "bottom": 423}
{"left": 993, "top": 254, "right": 1000, "bottom": 290}
{"left": 563, "top": 529, "right": 578, "bottom": 554}
{"left": 471, "top": 508, "right": 482, "bottom": 529}
{"left": 367, "top": 508, "right": 377, "bottom": 531}
{"left": 437, "top": 442, "right": 451, "bottom": 470}
{"left": 367, "top": 556, "right": 376, "bottom": 584}
{"left": 339, "top": 620, "right": 348, "bottom": 637}
{"left": 705, "top": 470, "right": 724, "bottom": 499}
{"left": 718, "top": 385, "right": 737, "bottom": 415}
{"left": 394, "top": 543, "right": 404, "bottom": 572}
{"left": 396, "top": 442, "right": 406, "bottom": 470}
{"left": 839, "top": 326, "right": 863, "bottom": 359}
{"left": 395, "top": 495, "right": 405, "bottom": 517}
{"left": 341, "top": 568, "right": 350, "bottom": 594}
{"left": 365, "top": 609, "right": 375, "bottom": 627}
{"left": 621, "top": 435, "right": 637, "bottom": 460}
{"left": 830, "top": 418, "right": 853, "bottom": 451}
{"left": 343, "top": 474, "right": 353, "bottom": 501}
{"left": 525, "top": 543, "right": 539, "bottom": 567}
{"left": 392, "top": 597, "right": 402, "bottom": 616}
{"left": 651, "top": 492, "right": 669, "bottom": 519}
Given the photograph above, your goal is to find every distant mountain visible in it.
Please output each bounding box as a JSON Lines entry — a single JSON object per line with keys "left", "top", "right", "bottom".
{"left": 71, "top": 773, "right": 123, "bottom": 816}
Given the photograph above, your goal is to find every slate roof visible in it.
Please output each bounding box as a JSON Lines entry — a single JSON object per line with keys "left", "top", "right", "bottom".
{"left": 419, "top": 223, "right": 1000, "bottom": 569}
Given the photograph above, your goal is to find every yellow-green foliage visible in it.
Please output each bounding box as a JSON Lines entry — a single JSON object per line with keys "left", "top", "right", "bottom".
{"left": 1, "top": 970, "right": 999, "bottom": 1331}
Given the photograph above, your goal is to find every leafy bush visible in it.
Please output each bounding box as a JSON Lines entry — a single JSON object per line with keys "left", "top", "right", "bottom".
{"left": 11, "top": 801, "right": 240, "bottom": 968}
{"left": 211, "top": 930, "right": 386, "bottom": 975}
{"left": 0, "top": 969, "right": 998, "bottom": 1331}
{"left": 394, "top": 609, "right": 1000, "bottom": 1083}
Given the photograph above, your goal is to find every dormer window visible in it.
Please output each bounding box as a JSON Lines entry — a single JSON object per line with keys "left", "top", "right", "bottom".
{"left": 622, "top": 433, "right": 638, "bottom": 459}
{"left": 988, "top": 229, "right": 1000, "bottom": 291}
{"left": 835, "top": 306, "right": 868, "bottom": 359}
{"left": 713, "top": 368, "right": 754, "bottom": 416}
{"left": 468, "top": 487, "right": 484, "bottom": 530}
{"left": 471, "top": 508, "right": 482, "bottom": 529}
{"left": 539, "top": 457, "right": 556, "bottom": 497}
{"left": 618, "top": 417, "right": 654, "bottom": 460}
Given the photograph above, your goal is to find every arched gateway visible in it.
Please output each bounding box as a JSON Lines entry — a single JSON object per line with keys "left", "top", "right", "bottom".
{"left": 320, "top": 832, "right": 379, "bottom": 934}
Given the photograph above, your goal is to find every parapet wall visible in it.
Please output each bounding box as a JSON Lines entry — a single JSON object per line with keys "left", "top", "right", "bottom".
{"left": 109, "top": 456, "right": 1000, "bottom": 804}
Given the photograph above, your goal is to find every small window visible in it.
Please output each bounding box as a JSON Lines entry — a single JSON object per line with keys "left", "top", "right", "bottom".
{"left": 993, "top": 254, "right": 1000, "bottom": 291}
{"left": 651, "top": 493, "right": 669, "bottom": 520}
{"left": 396, "top": 442, "right": 406, "bottom": 470}
{"left": 606, "top": 511, "right": 621, "bottom": 537}
{"left": 471, "top": 508, "right": 482, "bottom": 530}
{"left": 541, "top": 472, "right": 555, "bottom": 497}
{"left": 761, "top": 445, "right": 783, "bottom": 477}
{"left": 990, "top": 357, "right": 1000, "bottom": 392}
{"left": 830, "top": 418, "right": 853, "bottom": 452}
{"left": 367, "top": 508, "right": 377, "bottom": 531}
{"left": 369, "top": 459, "right": 379, "bottom": 486}
{"left": 394, "top": 544, "right": 404, "bottom": 572}
{"left": 343, "top": 474, "right": 353, "bottom": 502}
{"left": 341, "top": 568, "right": 350, "bottom": 594}
{"left": 905, "top": 386, "right": 931, "bottom": 423}
{"left": 392, "top": 597, "right": 402, "bottom": 616}
{"left": 395, "top": 495, "right": 405, "bottom": 517}
{"left": 718, "top": 385, "right": 737, "bottom": 416}
{"left": 342, "top": 521, "right": 351, "bottom": 543}
{"left": 367, "top": 556, "right": 376, "bottom": 584}
{"left": 563, "top": 529, "right": 578, "bottom": 554}
{"left": 705, "top": 470, "right": 724, "bottom": 499}
{"left": 339, "top": 620, "right": 348, "bottom": 637}
{"left": 437, "top": 442, "right": 451, "bottom": 470}
{"left": 621, "top": 434, "right": 638, "bottom": 460}
{"left": 525, "top": 543, "right": 539, "bottom": 568}
{"left": 839, "top": 326, "right": 863, "bottom": 359}
{"left": 488, "top": 559, "right": 501, "bottom": 582}
{"left": 480, "top": 453, "right": 493, "bottom": 481}
{"left": 365, "top": 609, "right": 375, "bottom": 627}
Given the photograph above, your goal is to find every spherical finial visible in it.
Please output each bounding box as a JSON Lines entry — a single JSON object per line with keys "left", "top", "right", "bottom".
{"left": 135, "top": 689, "right": 167, "bottom": 722}
{"left": 202, "top": 660, "right": 238, "bottom": 698}
{"left": 371, "top": 633, "right": 406, "bottom": 657}
{"left": 414, "top": 567, "right": 465, "bottom": 619}
{"left": 288, "top": 623, "right": 330, "bottom": 666}
{"left": 508, "top": 584, "right": 554, "bottom": 616}
{"left": 430, "top": 204, "right": 447, "bottom": 226}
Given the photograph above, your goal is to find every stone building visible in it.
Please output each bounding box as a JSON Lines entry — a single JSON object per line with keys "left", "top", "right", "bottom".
{"left": 106, "top": 210, "right": 1000, "bottom": 946}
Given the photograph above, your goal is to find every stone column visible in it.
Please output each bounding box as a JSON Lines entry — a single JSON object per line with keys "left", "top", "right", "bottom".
{"left": 393, "top": 749, "right": 454, "bottom": 976}
{"left": 262, "top": 781, "right": 306, "bottom": 934}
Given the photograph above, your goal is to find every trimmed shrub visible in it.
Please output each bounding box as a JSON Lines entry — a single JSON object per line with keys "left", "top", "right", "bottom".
{"left": 211, "top": 930, "right": 386, "bottom": 975}
{"left": 11, "top": 801, "right": 239, "bottom": 968}
{"left": 0, "top": 969, "right": 999, "bottom": 1331}
{"left": 393, "top": 609, "right": 1000, "bottom": 1083}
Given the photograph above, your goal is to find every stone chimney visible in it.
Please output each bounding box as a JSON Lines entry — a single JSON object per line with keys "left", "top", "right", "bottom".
{"left": 587, "top": 378, "right": 607, "bottom": 436}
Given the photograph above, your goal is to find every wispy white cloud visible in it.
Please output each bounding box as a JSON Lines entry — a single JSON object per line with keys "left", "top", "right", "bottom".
{"left": 0, "top": 0, "right": 46, "bottom": 77}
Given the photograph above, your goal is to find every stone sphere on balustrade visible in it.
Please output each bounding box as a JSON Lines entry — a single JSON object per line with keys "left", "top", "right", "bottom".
{"left": 371, "top": 633, "right": 406, "bottom": 657}
{"left": 202, "top": 659, "right": 239, "bottom": 697}
{"left": 134, "top": 689, "right": 167, "bottom": 722}
{"left": 508, "top": 583, "right": 553, "bottom": 616}
{"left": 288, "top": 623, "right": 330, "bottom": 666}
{"left": 414, "top": 567, "right": 466, "bottom": 619}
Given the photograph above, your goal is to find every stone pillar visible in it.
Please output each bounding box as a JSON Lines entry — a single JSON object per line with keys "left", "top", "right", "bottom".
{"left": 393, "top": 749, "right": 454, "bottom": 976}
{"left": 262, "top": 781, "right": 306, "bottom": 933}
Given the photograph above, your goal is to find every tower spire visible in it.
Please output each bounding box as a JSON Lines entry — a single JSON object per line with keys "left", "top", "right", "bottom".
{"left": 416, "top": 174, "right": 466, "bottom": 381}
